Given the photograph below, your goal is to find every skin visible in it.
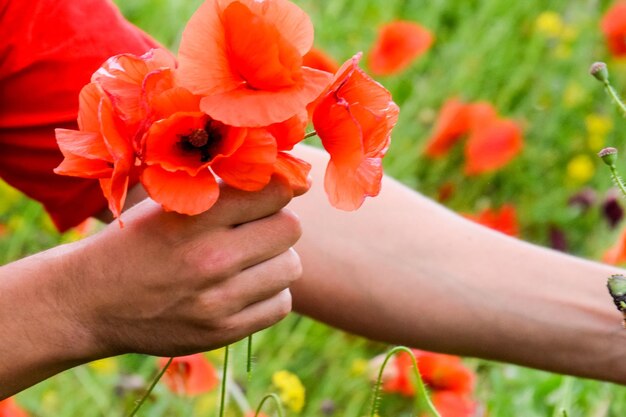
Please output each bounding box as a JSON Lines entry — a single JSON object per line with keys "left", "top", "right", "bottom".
{"left": 2, "top": 145, "right": 626, "bottom": 398}
{"left": 290, "top": 145, "right": 626, "bottom": 384}
{"left": 0, "top": 179, "right": 302, "bottom": 398}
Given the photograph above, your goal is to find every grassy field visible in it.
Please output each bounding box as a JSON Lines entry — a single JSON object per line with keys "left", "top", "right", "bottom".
{"left": 4, "top": 0, "right": 626, "bottom": 415}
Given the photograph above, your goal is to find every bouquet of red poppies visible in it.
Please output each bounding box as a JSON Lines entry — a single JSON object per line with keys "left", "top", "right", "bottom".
{"left": 54, "top": 0, "right": 399, "bottom": 220}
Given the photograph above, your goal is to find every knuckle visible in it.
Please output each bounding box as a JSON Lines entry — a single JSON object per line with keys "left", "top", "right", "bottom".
{"left": 268, "top": 179, "right": 293, "bottom": 208}
{"left": 192, "top": 246, "right": 240, "bottom": 280}
{"left": 276, "top": 209, "right": 302, "bottom": 242}
{"left": 284, "top": 248, "right": 303, "bottom": 282}
{"left": 275, "top": 289, "right": 293, "bottom": 319}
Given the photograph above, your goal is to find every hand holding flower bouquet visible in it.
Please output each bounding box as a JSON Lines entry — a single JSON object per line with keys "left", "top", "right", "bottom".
{"left": 54, "top": 0, "right": 399, "bottom": 221}
{"left": 53, "top": 0, "right": 399, "bottom": 414}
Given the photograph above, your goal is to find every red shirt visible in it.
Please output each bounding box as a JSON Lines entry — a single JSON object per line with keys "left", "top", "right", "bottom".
{"left": 0, "top": 0, "right": 157, "bottom": 231}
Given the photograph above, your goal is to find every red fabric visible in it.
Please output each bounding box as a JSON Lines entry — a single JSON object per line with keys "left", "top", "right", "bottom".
{"left": 0, "top": 0, "right": 158, "bottom": 231}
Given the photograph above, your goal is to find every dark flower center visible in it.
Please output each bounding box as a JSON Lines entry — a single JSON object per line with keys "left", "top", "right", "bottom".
{"left": 179, "top": 120, "right": 222, "bottom": 163}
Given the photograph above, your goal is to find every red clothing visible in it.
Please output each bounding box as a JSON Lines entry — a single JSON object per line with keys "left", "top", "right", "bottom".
{"left": 0, "top": 0, "right": 157, "bottom": 231}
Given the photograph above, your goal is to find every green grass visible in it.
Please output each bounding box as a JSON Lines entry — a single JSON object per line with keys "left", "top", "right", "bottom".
{"left": 4, "top": 0, "right": 626, "bottom": 415}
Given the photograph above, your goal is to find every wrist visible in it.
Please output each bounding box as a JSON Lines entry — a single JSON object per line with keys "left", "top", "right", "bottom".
{"left": 0, "top": 241, "right": 106, "bottom": 396}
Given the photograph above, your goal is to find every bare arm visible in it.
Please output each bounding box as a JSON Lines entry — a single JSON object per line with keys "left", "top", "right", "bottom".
{"left": 290, "top": 145, "right": 626, "bottom": 384}
{"left": 0, "top": 180, "right": 302, "bottom": 398}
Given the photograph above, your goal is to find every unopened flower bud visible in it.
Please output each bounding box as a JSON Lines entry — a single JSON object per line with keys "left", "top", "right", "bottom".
{"left": 598, "top": 147, "right": 618, "bottom": 167}
{"left": 590, "top": 62, "right": 609, "bottom": 83}
{"left": 608, "top": 275, "right": 626, "bottom": 328}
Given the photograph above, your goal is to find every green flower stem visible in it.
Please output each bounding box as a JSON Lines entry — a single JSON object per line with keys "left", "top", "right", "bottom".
{"left": 128, "top": 357, "right": 173, "bottom": 417}
{"left": 219, "top": 345, "right": 230, "bottom": 417}
{"left": 609, "top": 165, "right": 626, "bottom": 199}
{"left": 603, "top": 80, "right": 626, "bottom": 118}
{"left": 254, "top": 393, "right": 285, "bottom": 417}
{"left": 247, "top": 334, "right": 253, "bottom": 379}
{"left": 369, "top": 346, "right": 441, "bottom": 417}
{"left": 303, "top": 131, "right": 317, "bottom": 140}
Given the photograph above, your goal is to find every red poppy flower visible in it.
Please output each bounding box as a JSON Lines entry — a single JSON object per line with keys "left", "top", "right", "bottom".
{"left": 159, "top": 354, "right": 219, "bottom": 396}
{"left": 424, "top": 99, "right": 497, "bottom": 159}
{"left": 141, "top": 108, "right": 277, "bottom": 215}
{"left": 312, "top": 53, "right": 399, "bottom": 210}
{"left": 382, "top": 350, "right": 475, "bottom": 397}
{"left": 422, "top": 391, "right": 477, "bottom": 417}
{"left": 303, "top": 47, "right": 340, "bottom": 73}
{"left": 464, "top": 118, "right": 523, "bottom": 175}
{"left": 177, "top": 0, "right": 332, "bottom": 127}
{"left": 603, "top": 227, "right": 626, "bottom": 265}
{"left": 0, "top": 398, "right": 29, "bottom": 417}
{"left": 464, "top": 204, "right": 519, "bottom": 237}
{"left": 54, "top": 83, "right": 135, "bottom": 219}
{"left": 368, "top": 20, "right": 433, "bottom": 76}
{"left": 601, "top": 2, "right": 626, "bottom": 57}
{"left": 92, "top": 48, "right": 176, "bottom": 137}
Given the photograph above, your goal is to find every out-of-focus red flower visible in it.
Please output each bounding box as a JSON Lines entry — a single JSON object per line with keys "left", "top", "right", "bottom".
{"left": 601, "top": 2, "right": 626, "bottom": 57}
{"left": 159, "top": 354, "right": 219, "bottom": 396}
{"left": 423, "top": 99, "right": 497, "bottom": 159}
{"left": 0, "top": 398, "right": 29, "bottom": 417}
{"left": 464, "top": 204, "right": 519, "bottom": 237}
{"left": 421, "top": 391, "right": 477, "bottom": 417}
{"left": 303, "top": 47, "right": 340, "bottom": 73}
{"left": 177, "top": 0, "right": 332, "bottom": 127}
{"left": 384, "top": 350, "right": 475, "bottom": 396}
{"left": 464, "top": 119, "right": 523, "bottom": 175}
{"left": 312, "top": 53, "right": 399, "bottom": 210}
{"left": 368, "top": 20, "right": 434, "bottom": 76}
{"left": 603, "top": 227, "right": 626, "bottom": 265}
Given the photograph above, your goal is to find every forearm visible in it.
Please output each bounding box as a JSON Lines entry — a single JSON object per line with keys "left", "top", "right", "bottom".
{"left": 0, "top": 244, "right": 97, "bottom": 398}
{"left": 290, "top": 145, "right": 626, "bottom": 383}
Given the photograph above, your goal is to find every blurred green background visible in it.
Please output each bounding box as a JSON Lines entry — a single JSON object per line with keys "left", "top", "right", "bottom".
{"left": 4, "top": 0, "right": 626, "bottom": 415}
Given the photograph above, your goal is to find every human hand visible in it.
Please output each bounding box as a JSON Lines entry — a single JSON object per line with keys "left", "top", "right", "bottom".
{"left": 60, "top": 178, "right": 303, "bottom": 359}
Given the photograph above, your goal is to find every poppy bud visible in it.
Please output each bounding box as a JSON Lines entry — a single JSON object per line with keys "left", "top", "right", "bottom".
{"left": 590, "top": 62, "right": 609, "bottom": 83}
{"left": 598, "top": 147, "right": 618, "bottom": 167}
{"left": 608, "top": 274, "right": 626, "bottom": 327}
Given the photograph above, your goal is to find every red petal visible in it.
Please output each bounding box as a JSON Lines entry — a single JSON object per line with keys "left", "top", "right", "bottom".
{"left": 200, "top": 67, "right": 331, "bottom": 127}
{"left": 222, "top": 1, "right": 302, "bottom": 90}
{"left": 141, "top": 165, "right": 220, "bottom": 215}
{"left": 212, "top": 128, "right": 277, "bottom": 191}
{"left": 273, "top": 152, "right": 311, "bottom": 195}
{"left": 55, "top": 128, "right": 111, "bottom": 161}
{"left": 303, "top": 47, "right": 340, "bottom": 73}
{"left": 54, "top": 154, "right": 113, "bottom": 179}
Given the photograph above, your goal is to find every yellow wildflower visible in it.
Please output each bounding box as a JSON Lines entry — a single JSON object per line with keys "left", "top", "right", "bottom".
{"left": 350, "top": 358, "right": 369, "bottom": 377}
{"left": 535, "top": 11, "right": 564, "bottom": 38}
{"left": 88, "top": 357, "right": 118, "bottom": 375}
{"left": 272, "top": 370, "right": 305, "bottom": 413}
{"left": 585, "top": 114, "right": 613, "bottom": 151}
{"left": 562, "top": 82, "right": 586, "bottom": 108}
{"left": 585, "top": 114, "right": 613, "bottom": 137}
{"left": 566, "top": 154, "right": 595, "bottom": 183}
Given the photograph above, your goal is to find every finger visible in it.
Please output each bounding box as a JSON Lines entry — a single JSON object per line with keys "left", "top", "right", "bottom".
{"left": 202, "top": 177, "right": 295, "bottom": 226}
{"left": 204, "top": 248, "right": 301, "bottom": 313}
{"left": 227, "top": 208, "right": 302, "bottom": 270}
{"left": 225, "top": 289, "right": 293, "bottom": 340}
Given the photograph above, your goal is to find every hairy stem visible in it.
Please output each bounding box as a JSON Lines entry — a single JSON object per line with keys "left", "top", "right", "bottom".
{"left": 128, "top": 357, "right": 173, "bottom": 417}
{"left": 254, "top": 393, "right": 285, "bottom": 417}
{"left": 369, "top": 346, "right": 441, "bottom": 417}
